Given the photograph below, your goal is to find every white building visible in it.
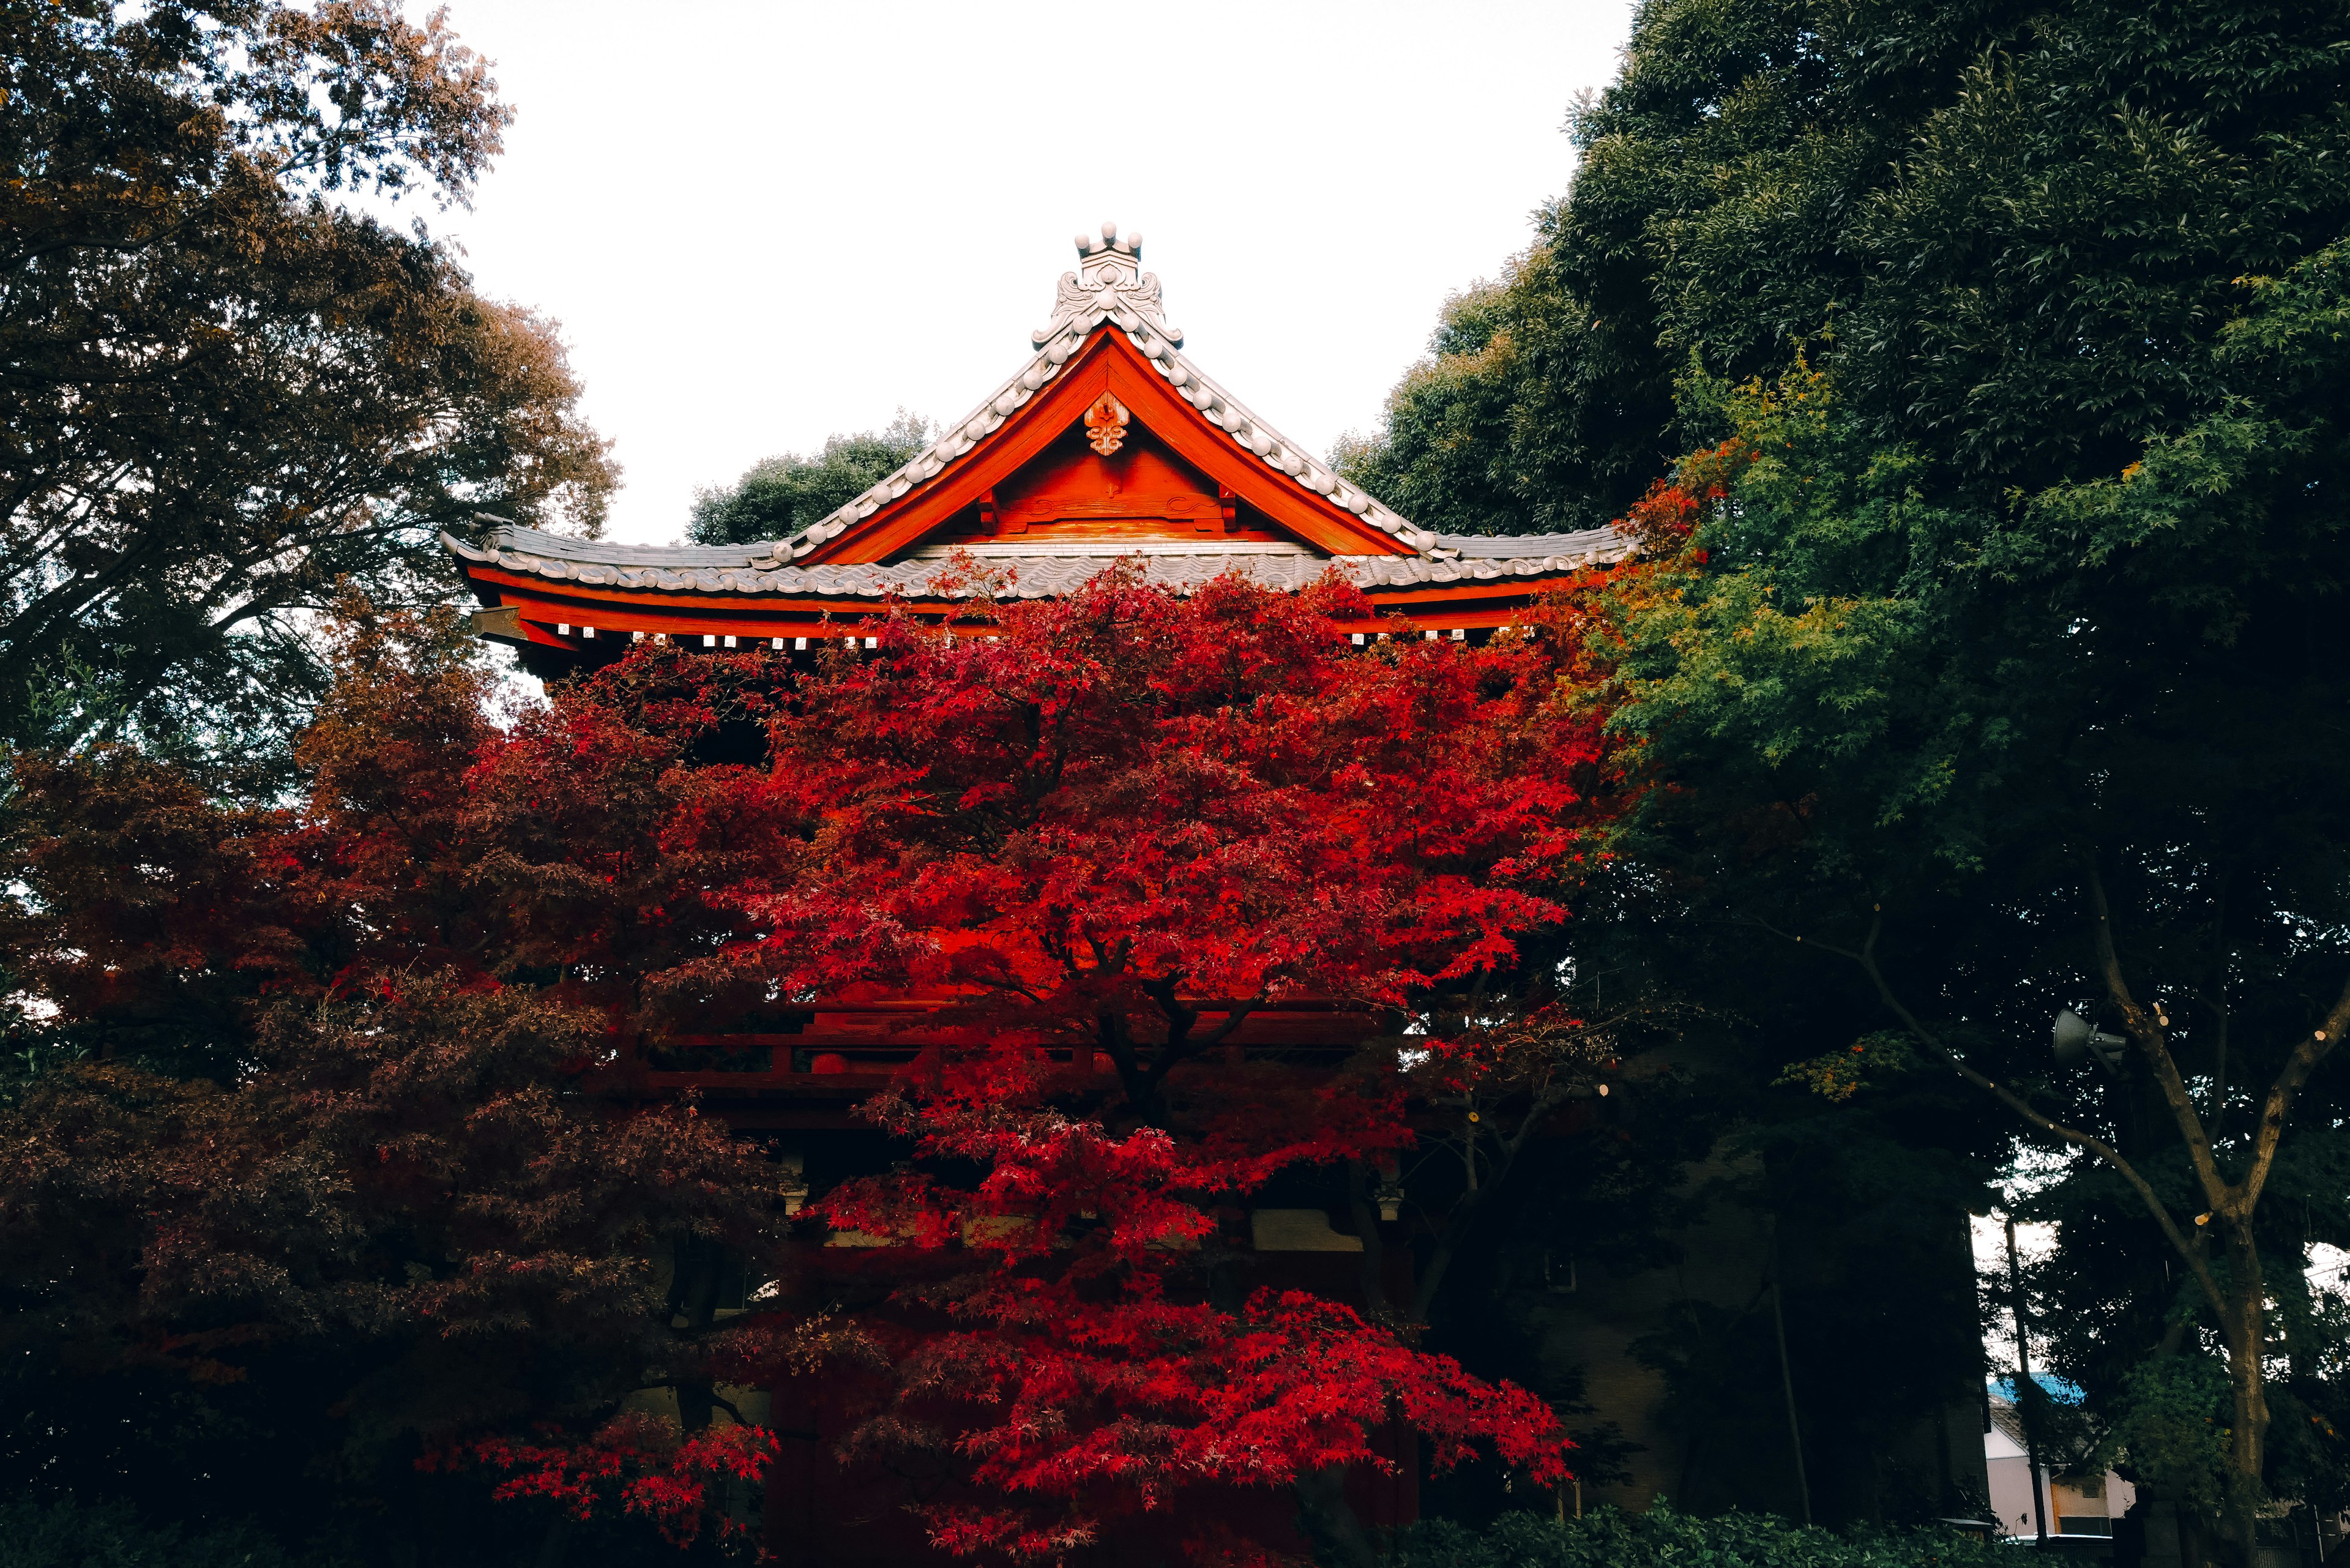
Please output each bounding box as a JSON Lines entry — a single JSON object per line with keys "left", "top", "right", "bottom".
{"left": 1986, "top": 1385, "right": 2136, "bottom": 1539}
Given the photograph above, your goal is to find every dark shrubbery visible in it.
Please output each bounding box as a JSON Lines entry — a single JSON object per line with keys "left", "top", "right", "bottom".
{"left": 1392, "top": 1503, "right": 2012, "bottom": 1568}
{"left": 0, "top": 1496, "right": 329, "bottom": 1568}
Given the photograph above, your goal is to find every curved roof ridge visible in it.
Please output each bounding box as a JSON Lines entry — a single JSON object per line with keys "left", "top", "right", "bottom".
{"left": 1433, "top": 528, "right": 1626, "bottom": 559}
{"left": 448, "top": 528, "right": 785, "bottom": 570}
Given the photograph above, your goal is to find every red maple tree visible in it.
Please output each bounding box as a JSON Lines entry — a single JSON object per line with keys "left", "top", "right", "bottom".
{"left": 0, "top": 609, "right": 830, "bottom": 1562}
{"left": 1, "top": 567, "right": 1625, "bottom": 1564}
{"left": 675, "top": 566, "right": 1613, "bottom": 1562}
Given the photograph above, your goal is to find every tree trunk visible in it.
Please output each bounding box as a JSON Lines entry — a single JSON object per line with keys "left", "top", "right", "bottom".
{"left": 2007, "top": 1219, "right": 2050, "bottom": 1545}
{"left": 2223, "top": 1225, "right": 2271, "bottom": 1568}
{"left": 1829, "top": 894, "right": 2350, "bottom": 1568}
{"left": 666, "top": 1234, "right": 728, "bottom": 1432}
{"left": 534, "top": 1509, "right": 572, "bottom": 1568}
{"left": 1294, "top": 1464, "right": 1381, "bottom": 1568}
{"left": 1769, "top": 1216, "right": 1813, "bottom": 1528}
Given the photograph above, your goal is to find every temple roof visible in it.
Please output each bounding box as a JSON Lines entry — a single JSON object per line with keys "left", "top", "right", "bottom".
{"left": 444, "top": 223, "right": 1628, "bottom": 660}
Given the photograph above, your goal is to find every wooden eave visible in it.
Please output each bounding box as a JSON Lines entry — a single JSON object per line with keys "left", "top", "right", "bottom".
{"left": 460, "top": 570, "right": 1605, "bottom": 657}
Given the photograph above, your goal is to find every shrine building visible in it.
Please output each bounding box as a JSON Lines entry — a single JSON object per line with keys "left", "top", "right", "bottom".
{"left": 436, "top": 221, "right": 1635, "bottom": 1151}
{"left": 434, "top": 231, "right": 1727, "bottom": 1558}
{"left": 446, "top": 222, "right": 1626, "bottom": 671}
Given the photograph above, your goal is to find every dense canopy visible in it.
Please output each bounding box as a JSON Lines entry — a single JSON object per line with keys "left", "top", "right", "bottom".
{"left": 1, "top": 0, "right": 613, "bottom": 790}
{"left": 1, "top": 571, "right": 1624, "bottom": 1564}
{"left": 1338, "top": 0, "right": 2350, "bottom": 533}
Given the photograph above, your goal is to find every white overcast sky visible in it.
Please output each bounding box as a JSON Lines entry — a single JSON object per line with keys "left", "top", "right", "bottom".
{"left": 408, "top": 1, "right": 1641, "bottom": 545}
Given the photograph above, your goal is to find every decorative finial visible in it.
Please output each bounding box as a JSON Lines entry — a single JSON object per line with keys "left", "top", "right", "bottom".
{"left": 1035, "top": 220, "right": 1179, "bottom": 348}
{"left": 1073, "top": 224, "right": 1142, "bottom": 259}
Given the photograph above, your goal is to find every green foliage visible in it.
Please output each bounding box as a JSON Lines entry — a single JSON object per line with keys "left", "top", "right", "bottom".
{"left": 685, "top": 412, "right": 931, "bottom": 545}
{"left": 2091, "top": 1357, "right": 2236, "bottom": 1517}
{"left": 1606, "top": 247, "right": 2350, "bottom": 920}
{"left": 2, "top": 0, "right": 616, "bottom": 794}
{"left": 1391, "top": 1501, "right": 2010, "bottom": 1568}
{"left": 1591, "top": 223, "right": 2350, "bottom": 1517}
{"left": 0, "top": 1495, "right": 326, "bottom": 1567}
{"left": 0, "top": 1041, "right": 88, "bottom": 1111}
{"left": 1778, "top": 1031, "right": 1923, "bottom": 1104}
{"left": 1332, "top": 272, "right": 1581, "bottom": 535}
{"left": 1605, "top": 367, "right": 2017, "bottom": 878}
{"left": 1338, "top": 0, "right": 2350, "bottom": 1525}
{"left": 1341, "top": 0, "right": 2350, "bottom": 529}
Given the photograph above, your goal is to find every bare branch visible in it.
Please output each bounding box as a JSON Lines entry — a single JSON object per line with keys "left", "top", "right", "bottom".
{"left": 2085, "top": 863, "right": 2229, "bottom": 1208}
{"left": 2238, "top": 971, "right": 2350, "bottom": 1213}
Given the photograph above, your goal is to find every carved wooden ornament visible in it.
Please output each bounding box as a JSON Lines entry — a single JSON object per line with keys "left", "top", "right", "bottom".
{"left": 1084, "top": 392, "right": 1130, "bottom": 457}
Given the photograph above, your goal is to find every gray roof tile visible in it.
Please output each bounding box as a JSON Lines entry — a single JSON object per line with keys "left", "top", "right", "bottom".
{"left": 446, "top": 524, "right": 1630, "bottom": 602}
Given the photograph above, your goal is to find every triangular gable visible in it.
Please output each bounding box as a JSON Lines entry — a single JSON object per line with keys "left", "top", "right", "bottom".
{"left": 782, "top": 226, "right": 1433, "bottom": 568}
{"left": 808, "top": 329, "right": 1406, "bottom": 564}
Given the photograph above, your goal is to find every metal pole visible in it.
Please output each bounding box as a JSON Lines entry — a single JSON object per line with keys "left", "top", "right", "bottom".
{"left": 2007, "top": 1216, "right": 2051, "bottom": 1546}
{"left": 1769, "top": 1214, "right": 1814, "bottom": 1527}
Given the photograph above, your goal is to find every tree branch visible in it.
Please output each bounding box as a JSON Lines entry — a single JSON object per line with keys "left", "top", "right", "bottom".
{"left": 1190, "top": 1001, "right": 1259, "bottom": 1051}
{"left": 1768, "top": 911, "right": 2229, "bottom": 1320}
{"left": 2085, "top": 862, "right": 2231, "bottom": 1208}
{"left": 2238, "top": 971, "right": 2350, "bottom": 1214}
{"left": 1408, "top": 1087, "right": 1565, "bottom": 1324}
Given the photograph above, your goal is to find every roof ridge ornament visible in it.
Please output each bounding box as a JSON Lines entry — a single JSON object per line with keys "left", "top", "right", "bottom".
{"left": 1032, "top": 221, "right": 1182, "bottom": 352}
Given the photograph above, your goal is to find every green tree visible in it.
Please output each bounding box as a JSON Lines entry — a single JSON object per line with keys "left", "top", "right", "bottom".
{"left": 1352, "top": 0, "right": 2350, "bottom": 1549}
{"left": 1340, "top": 0, "right": 2350, "bottom": 532}
{"left": 2, "top": 0, "right": 616, "bottom": 792}
{"left": 685, "top": 411, "right": 930, "bottom": 546}
{"left": 1601, "top": 283, "right": 2350, "bottom": 1553}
